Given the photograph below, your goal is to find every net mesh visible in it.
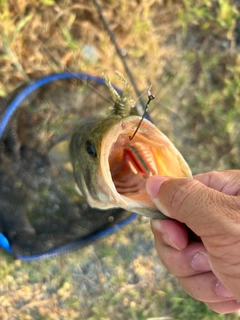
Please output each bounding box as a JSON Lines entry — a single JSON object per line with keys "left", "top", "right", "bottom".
{"left": 0, "top": 73, "right": 137, "bottom": 260}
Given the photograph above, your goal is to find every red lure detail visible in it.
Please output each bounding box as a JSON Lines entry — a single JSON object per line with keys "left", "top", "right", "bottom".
{"left": 123, "top": 149, "right": 145, "bottom": 174}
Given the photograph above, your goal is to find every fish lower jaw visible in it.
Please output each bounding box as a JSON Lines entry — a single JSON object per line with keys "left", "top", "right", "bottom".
{"left": 130, "top": 207, "right": 168, "bottom": 219}
{"left": 118, "top": 196, "right": 165, "bottom": 218}
{"left": 86, "top": 190, "right": 167, "bottom": 219}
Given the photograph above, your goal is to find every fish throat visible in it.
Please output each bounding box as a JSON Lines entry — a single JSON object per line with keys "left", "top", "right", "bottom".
{"left": 110, "top": 137, "right": 156, "bottom": 196}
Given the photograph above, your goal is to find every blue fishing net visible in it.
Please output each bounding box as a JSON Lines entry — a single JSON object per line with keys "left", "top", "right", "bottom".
{"left": 0, "top": 73, "right": 139, "bottom": 261}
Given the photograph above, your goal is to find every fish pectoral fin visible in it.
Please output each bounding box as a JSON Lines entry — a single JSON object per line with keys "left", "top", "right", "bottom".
{"left": 48, "top": 140, "right": 73, "bottom": 172}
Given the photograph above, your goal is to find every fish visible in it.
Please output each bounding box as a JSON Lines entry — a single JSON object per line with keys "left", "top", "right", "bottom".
{"left": 1, "top": 74, "right": 139, "bottom": 258}
{"left": 68, "top": 72, "right": 192, "bottom": 219}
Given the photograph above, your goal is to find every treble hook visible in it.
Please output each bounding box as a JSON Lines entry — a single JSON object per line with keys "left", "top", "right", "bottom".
{"left": 129, "top": 85, "right": 155, "bottom": 140}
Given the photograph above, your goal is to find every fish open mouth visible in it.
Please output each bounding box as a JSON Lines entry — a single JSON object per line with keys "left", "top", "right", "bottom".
{"left": 101, "top": 116, "right": 192, "bottom": 209}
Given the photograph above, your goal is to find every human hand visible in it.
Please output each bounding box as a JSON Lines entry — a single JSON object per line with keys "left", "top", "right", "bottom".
{"left": 146, "top": 170, "right": 240, "bottom": 314}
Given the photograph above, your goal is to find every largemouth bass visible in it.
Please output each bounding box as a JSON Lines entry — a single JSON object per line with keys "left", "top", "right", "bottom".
{"left": 70, "top": 72, "right": 192, "bottom": 218}
{"left": 0, "top": 74, "right": 140, "bottom": 258}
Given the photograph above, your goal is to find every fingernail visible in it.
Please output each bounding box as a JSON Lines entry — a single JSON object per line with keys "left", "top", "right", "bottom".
{"left": 190, "top": 252, "right": 210, "bottom": 271}
{"left": 215, "top": 281, "right": 234, "bottom": 298}
{"left": 146, "top": 176, "right": 170, "bottom": 198}
{"left": 151, "top": 219, "right": 181, "bottom": 250}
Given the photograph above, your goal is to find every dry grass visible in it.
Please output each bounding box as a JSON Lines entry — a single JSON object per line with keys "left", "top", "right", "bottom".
{"left": 0, "top": 0, "right": 178, "bottom": 92}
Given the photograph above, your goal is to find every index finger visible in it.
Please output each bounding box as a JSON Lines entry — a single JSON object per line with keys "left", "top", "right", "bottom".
{"left": 194, "top": 170, "right": 240, "bottom": 196}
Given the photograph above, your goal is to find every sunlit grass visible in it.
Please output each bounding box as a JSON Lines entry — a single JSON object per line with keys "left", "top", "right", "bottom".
{"left": 173, "top": 0, "right": 240, "bottom": 173}
{"left": 179, "top": 0, "right": 238, "bottom": 38}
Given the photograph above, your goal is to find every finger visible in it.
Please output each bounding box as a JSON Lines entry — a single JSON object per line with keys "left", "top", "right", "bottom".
{"left": 153, "top": 237, "right": 210, "bottom": 277}
{"left": 194, "top": 170, "right": 240, "bottom": 195}
{"left": 146, "top": 176, "right": 240, "bottom": 238}
{"left": 151, "top": 219, "right": 189, "bottom": 250}
{"left": 177, "top": 273, "right": 235, "bottom": 303}
{"left": 205, "top": 300, "right": 240, "bottom": 314}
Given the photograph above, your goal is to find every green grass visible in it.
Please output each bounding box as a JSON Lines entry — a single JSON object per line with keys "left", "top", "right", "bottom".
{"left": 174, "top": 0, "right": 240, "bottom": 173}
{"left": 1, "top": 0, "right": 240, "bottom": 319}
{"left": 179, "top": 0, "right": 238, "bottom": 38}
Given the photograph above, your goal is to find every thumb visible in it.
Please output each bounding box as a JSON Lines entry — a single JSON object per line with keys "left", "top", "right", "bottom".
{"left": 146, "top": 175, "right": 240, "bottom": 238}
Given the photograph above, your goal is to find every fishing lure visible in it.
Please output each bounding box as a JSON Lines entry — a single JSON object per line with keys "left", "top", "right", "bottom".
{"left": 129, "top": 85, "right": 155, "bottom": 140}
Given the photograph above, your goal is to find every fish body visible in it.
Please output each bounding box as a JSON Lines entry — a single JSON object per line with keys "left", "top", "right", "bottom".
{"left": 69, "top": 72, "right": 192, "bottom": 219}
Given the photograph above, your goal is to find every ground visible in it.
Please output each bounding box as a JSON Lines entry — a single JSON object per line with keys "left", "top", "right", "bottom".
{"left": 0, "top": 0, "right": 240, "bottom": 319}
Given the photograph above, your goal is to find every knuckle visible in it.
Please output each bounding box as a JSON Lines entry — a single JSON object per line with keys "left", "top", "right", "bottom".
{"left": 167, "top": 179, "right": 200, "bottom": 216}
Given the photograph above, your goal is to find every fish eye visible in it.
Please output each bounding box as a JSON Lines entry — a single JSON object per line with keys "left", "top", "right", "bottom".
{"left": 85, "top": 140, "right": 97, "bottom": 158}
